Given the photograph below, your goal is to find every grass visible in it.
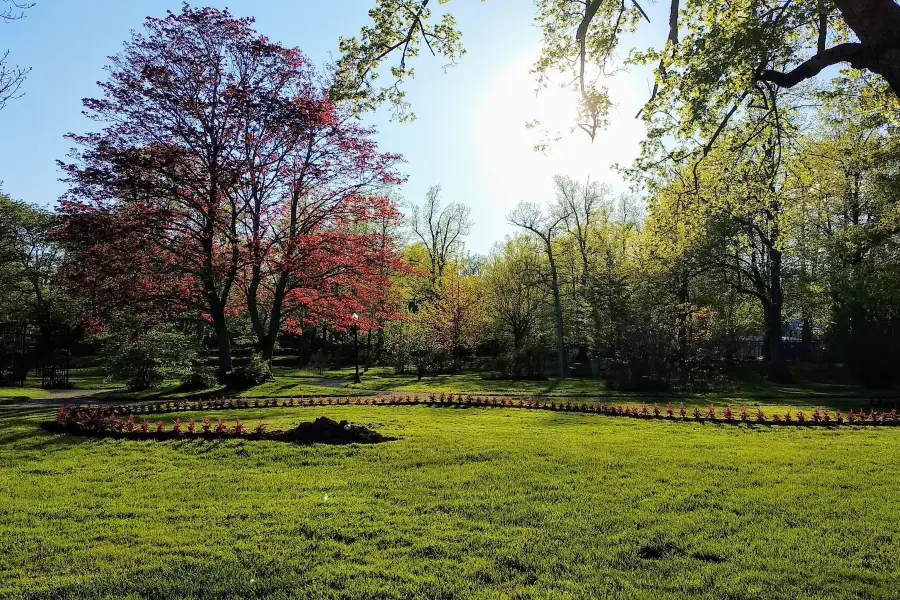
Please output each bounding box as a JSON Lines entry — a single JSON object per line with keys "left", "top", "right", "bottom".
{"left": 1, "top": 404, "right": 898, "bottom": 598}
{"left": 0, "top": 387, "right": 49, "bottom": 404}
{"left": 7, "top": 361, "right": 897, "bottom": 416}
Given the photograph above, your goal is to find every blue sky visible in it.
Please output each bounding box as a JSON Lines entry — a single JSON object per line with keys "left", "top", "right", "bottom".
{"left": 0, "top": 0, "right": 663, "bottom": 253}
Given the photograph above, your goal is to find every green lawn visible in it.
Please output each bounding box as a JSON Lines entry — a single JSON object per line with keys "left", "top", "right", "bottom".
{"left": 1, "top": 404, "right": 898, "bottom": 599}
{"left": 0, "top": 387, "right": 49, "bottom": 404}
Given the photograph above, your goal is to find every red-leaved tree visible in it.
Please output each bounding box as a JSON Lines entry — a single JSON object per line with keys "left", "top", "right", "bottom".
{"left": 57, "top": 4, "right": 406, "bottom": 375}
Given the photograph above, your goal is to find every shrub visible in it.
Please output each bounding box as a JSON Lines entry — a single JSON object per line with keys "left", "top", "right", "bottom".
{"left": 125, "top": 415, "right": 136, "bottom": 432}
{"left": 102, "top": 327, "right": 198, "bottom": 390}
{"left": 723, "top": 405, "right": 734, "bottom": 421}
{"left": 233, "top": 419, "right": 246, "bottom": 435}
{"left": 739, "top": 407, "right": 749, "bottom": 422}
{"left": 255, "top": 422, "right": 267, "bottom": 435}
{"left": 653, "top": 403, "right": 661, "bottom": 417}
{"left": 228, "top": 354, "right": 272, "bottom": 387}
{"left": 187, "top": 419, "right": 195, "bottom": 434}
{"left": 679, "top": 404, "right": 686, "bottom": 419}
{"left": 156, "top": 421, "right": 165, "bottom": 433}
{"left": 215, "top": 419, "right": 227, "bottom": 434}
{"left": 202, "top": 417, "right": 211, "bottom": 433}
{"left": 755, "top": 408, "right": 766, "bottom": 423}
{"left": 692, "top": 407, "right": 702, "bottom": 420}
{"left": 140, "top": 419, "right": 150, "bottom": 432}
{"left": 706, "top": 404, "right": 716, "bottom": 420}
{"left": 172, "top": 418, "right": 182, "bottom": 434}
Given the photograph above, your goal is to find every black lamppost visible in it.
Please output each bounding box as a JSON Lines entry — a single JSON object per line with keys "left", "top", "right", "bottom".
{"left": 352, "top": 313, "right": 361, "bottom": 383}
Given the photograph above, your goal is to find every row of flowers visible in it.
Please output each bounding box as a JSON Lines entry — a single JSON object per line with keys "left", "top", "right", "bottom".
{"left": 56, "top": 406, "right": 268, "bottom": 436}
{"left": 60, "top": 394, "right": 900, "bottom": 427}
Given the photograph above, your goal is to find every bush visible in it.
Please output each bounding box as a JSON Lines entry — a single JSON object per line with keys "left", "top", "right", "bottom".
{"left": 228, "top": 354, "right": 272, "bottom": 387}
{"left": 180, "top": 366, "right": 220, "bottom": 390}
{"left": 102, "top": 327, "right": 197, "bottom": 390}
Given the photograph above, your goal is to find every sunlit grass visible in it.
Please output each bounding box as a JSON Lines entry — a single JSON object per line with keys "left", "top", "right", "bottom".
{"left": 0, "top": 404, "right": 897, "bottom": 599}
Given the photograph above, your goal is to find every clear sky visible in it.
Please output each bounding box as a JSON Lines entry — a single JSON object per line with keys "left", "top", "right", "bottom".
{"left": 0, "top": 0, "right": 664, "bottom": 253}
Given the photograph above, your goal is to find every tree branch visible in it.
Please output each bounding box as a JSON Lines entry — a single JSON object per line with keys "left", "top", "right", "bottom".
{"left": 756, "top": 42, "right": 867, "bottom": 88}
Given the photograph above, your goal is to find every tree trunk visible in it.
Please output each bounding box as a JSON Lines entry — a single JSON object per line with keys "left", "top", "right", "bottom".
{"left": 209, "top": 303, "right": 233, "bottom": 377}
{"left": 833, "top": 0, "right": 900, "bottom": 96}
{"left": 548, "top": 249, "right": 566, "bottom": 379}
{"left": 800, "top": 318, "right": 813, "bottom": 361}
{"left": 764, "top": 304, "right": 789, "bottom": 382}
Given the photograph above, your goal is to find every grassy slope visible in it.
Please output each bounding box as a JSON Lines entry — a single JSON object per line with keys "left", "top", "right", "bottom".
{"left": 1, "top": 405, "right": 898, "bottom": 599}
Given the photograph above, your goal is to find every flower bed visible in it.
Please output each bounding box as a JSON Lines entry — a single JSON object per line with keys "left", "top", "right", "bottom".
{"left": 56, "top": 395, "right": 900, "bottom": 428}
{"left": 47, "top": 408, "right": 392, "bottom": 444}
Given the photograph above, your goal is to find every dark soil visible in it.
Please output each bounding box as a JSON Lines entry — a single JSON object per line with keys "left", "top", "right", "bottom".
{"left": 42, "top": 416, "right": 394, "bottom": 445}
{"left": 275, "top": 417, "right": 392, "bottom": 445}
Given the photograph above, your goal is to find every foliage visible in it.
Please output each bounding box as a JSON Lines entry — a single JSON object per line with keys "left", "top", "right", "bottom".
{"left": 341, "top": 1, "right": 900, "bottom": 154}
{"left": 101, "top": 327, "right": 197, "bottom": 390}
{"left": 180, "top": 366, "right": 220, "bottom": 391}
{"left": 55, "top": 4, "right": 407, "bottom": 374}
{"left": 0, "top": 191, "right": 61, "bottom": 322}
{"left": 228, "top": 354, "right": 273, "bottom": 388}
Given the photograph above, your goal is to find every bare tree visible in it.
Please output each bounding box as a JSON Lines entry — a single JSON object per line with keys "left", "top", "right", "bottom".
{"left": 553, "top": 175, "right": 613, "bottom": 366}
{"left": 509, "top": 201, "right": 572, "bottom": 379}
{"left": 0, "top": 1, "right": 33, "bottom": 111}
{"left": 553, "top": 175, "right": 612, "bottom": 299}
{"left": 410, "top": 185, "right": 473, "bottom": 291}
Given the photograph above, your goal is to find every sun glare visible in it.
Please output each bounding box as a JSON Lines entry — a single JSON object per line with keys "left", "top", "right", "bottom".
{"left": 474, "top": 53, "right": 646, "bottom": 224}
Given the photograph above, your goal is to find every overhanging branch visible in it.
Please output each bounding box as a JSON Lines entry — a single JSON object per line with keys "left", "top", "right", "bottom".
{"left": 756, "top": 42, "right": 866, "bottom": 88}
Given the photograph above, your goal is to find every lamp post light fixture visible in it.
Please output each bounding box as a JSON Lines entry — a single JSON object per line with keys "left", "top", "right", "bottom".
{"left": 352, "top": 313, "right": 361, "bottom": 384}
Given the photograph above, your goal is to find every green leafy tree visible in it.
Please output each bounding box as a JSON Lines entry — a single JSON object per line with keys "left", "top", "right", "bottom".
{"left": 102, "top": 327, "right": 198, "bottom": 390}
{"left": 0, "top": 192, "right": 61, "bottom": 322}
{"left": 340, "top": 1, "right": 900, "bottom": 135}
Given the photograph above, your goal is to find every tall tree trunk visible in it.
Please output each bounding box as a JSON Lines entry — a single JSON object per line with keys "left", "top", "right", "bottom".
{"left": 208, "top": 299, "right": 233, "bottom": 377}
{"left": 800, "top": 318, "right": 813, "bottom": 361}
{"left": 548, "top": 247, "right": 566, "bottom": 379}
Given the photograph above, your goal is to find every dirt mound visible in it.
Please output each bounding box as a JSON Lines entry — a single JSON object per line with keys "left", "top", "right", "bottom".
{"left": 276, "top": 416, "right": 392, "bottom": 445}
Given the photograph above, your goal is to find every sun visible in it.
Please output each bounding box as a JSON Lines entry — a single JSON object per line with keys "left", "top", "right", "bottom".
{"left": 472, "top": 51, "right": 648, "bottom": 224}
